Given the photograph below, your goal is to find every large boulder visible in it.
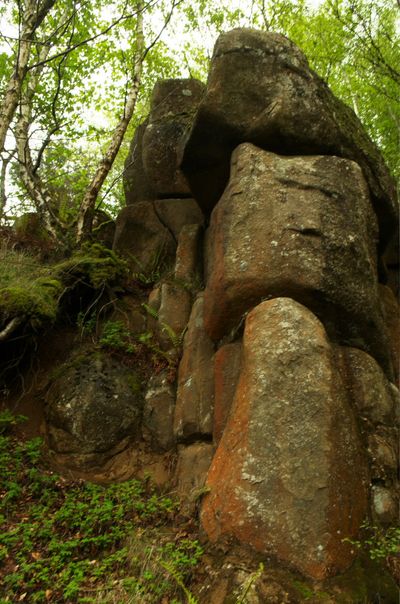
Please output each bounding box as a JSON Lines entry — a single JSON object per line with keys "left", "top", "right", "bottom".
{"left": 337, "top": 346, "right": 399, "bottom": 524}
{"left": 45, "top": 351, "right": 144, "bottom": 465}
{"left": 181, "top": 29, "right": 397, "bottom": 250}
{"left": 201, "top": 297, "right": 368, "bottom": 581}
{"left": 124, "top": 79, "right": 205, "bottom": 203}
{"left": 203, "top": 143, "right": 392, "bottom": 376}
{"left": 113, "top": 201, "right": 176, "bottom": 274}
{"left": 153, "top": 198, "right": 204, "bottom": 241}
{"left": 143, "top": 79, "right": 205, "bottom": 198}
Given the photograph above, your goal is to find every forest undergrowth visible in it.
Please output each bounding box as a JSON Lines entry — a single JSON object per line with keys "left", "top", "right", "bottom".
{"left": 0, "top": 412, "right": 203, "bottom": 604}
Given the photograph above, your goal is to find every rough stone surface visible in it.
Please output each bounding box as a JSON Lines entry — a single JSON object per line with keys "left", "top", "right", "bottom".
{"left": 379, "top": 284, "right": 400, "bottom": 385}
{"left": 213, "top": 342, "right": 242, "bottom": 444}
{"left": 111, "top": 296, "right": 146, "bottom": 336}
{"left": 368, "top": 430, "right": 399, "bottom": 481}
{"left": 123, "top": 120, "right": 156, "bottom": 204}
{"left": 175, "top": 442, "right": 214, "bottom": 500}
{"left": 201, "top": 298, "right": 368, "bottom": 580}
{"left": 157, "top": 282, "right": 192, "bottom": 350}
{"left": 146, "top": 285, "right": 161, "bottom": 335}
{"left": 154, "top": 198, "right": 204, "bottom": 241}
{"left": 141, "top": 79, "right": 205, "bottom": 198}
{"left": 46, "top": 351, "right": 143, "bottom": 457}
{"left": 143, "top": 371, "right": 176, "bottom": 451}
{"left": 371, "top": 486, "right": 398, "bottom": 524}
{"left": 340, "top": 347, "right": 397, "bottom": 426}
{"left": 113, "top": 201, "right": 175, "bottom": 273}
{"left": 181, "top": 28, "right": 397, "bottom": 249}
{"left": 174, "top": 223, "right": 203, "bottom": 284}
{"left": 203, "top": 144, "right": 391, "bottom": 375}
{"left": 174, "top": 293, "right": 215, "bottom": 442}
{"left": 382, "top": 227, "right": 399, "bottom": 297}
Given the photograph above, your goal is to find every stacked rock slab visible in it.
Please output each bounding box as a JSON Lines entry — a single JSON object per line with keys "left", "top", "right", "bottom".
{"left": 177, "top": 29, "right": 399, "bottom": 582}
{"left": 181, "top": 28, "right": 397, "bottom": 253}
{"left": 114, "top": 78, "right": 205, "bottom": 273}
{"left": 203, "top": 143, "right": 392, "bottom": 377}
{"left": 110, "top": 28, "right": 399, "bottom": 587}
{"left": 201, "top": 298, "right": 369, "bottom": 580}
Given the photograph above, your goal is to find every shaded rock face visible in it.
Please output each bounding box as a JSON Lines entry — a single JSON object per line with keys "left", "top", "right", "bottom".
{"left": 174, "top": 294, "right": 215, "bottom": 442}
{"left": 201, "top": 298, "right": 368, "bottom": 580}
{"left": 143, "top": 371, "right": 176, "bottom": 452}
{"left": 123, "top": 78, "right": 205, "bottom": 203}
{"left": 213, "top": 342, "right": 241, "bottom": 444}
{"left": 36, "top": 27, "right": 398, "bottom": 592}
{"left": 113, "top": 202, "right": 176, "bottom": 273}
{"left": 123, "top": 120, "right": 155, "bottom": 205}
{"left": 143, "top": 79, "right": 205, "bottom": 198}
{"left": 181, "top": 28, "right": 397, "bottom": 249}
{"left": 203, "top": 143, "right": 391, "bottom": 375}
{"left": 45, "top": 352, "right": 143, "bottom": 465}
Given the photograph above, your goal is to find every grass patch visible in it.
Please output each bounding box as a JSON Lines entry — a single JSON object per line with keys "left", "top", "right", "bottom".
{"left": 0, "top": 413, "right": 203, "bottom": 603}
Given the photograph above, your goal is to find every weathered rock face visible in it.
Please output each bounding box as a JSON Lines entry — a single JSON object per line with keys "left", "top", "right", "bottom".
{"left": 379, "top": 284, "right": 400, "bottom": 385}
{"left": 201, "top": 298, "right": 368, "bottom": 580}
{"left": 337, "top": 346, "right": 399, "bottom": 524}
{"left": 113, "top": 198, "right": 204, "bottom": 275}
{"left": 174, "top": 294, "right": 215, "bottom": 442}
{"left": 123, "top": 79, "right": 205, "bottom": 204}
{"left": 45, "top": 352, "right": 143, "bottom": 464}
{"left": 143, "top": 79, "right": 205, "bottom": 198}
{"left": 153, "top": 198, "right": 204, "bottom": 241}
{"left": 213, "top": 342, "right": 241, "bottom": 444}
{"left": 203, "top": 143, "right": 391, "bottom": 375}
{"left": 175, "top": 442, "right": 214, "bottom": 504}
{"left": 156, "top": 282, "right": 192, "bottom": 351}
{"left": 174, "top": 223, "right": 203, "bottom": 285}
{"left": 143, "top": 371, "right": 176, "bottom": 452}
{"left": 123, "top": 120, "right": 156, "bottom": 205}
{"left": 181, "top": 29, "right": 397, "bottom": 249}
{"left": 113, "top": 202, "right": 176, "bottom": 273}
{"left": 34, "top": 26, "right": 398, "bottom": 593}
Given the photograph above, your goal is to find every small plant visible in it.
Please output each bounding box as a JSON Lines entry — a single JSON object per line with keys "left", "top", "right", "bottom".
{"left": 142, "top": 302, "right": 186, "bottom": 350}
{"left": 77, "top": 310, "right": 98, "bottom": 338}
{"left": 344, "top": 521, "right": 400, "bottom": 561}
{"left": 131, "top": 248, "right": 167, "bottom": 287}
{"left": 0, "top": 418, "right": 203, "bottom": 603}
{"left": 235, "top": 563, "right": 264, "bottom": 603}
{"left": 0, "top": 410, "right": 27, "bottom": 434}
{"left": 99, "top": 320, "right": 136, "bottom": 354}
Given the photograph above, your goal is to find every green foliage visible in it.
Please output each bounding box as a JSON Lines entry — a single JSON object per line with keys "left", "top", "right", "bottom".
{"left": 55, "top": 244, "right": 128, "bottom": 290}
{"left": 0, "top": 410, "right": 27, "bottom": 435}
{"left": 99, "top": 320, "right": 136, "bottom": 354}
{"left": 0, "top": 420, "right": 205, "bottom": 603}
{"left": 344, "top": 521, "right": 400, "bottom": 561}
{"left": 0, "top": 247, "right": 62, "bottom": 331}
{"left": 142, "top": 302, "right": 185, "bottom": 350}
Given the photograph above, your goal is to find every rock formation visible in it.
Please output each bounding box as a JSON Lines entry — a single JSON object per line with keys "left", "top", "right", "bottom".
{"left": 42, "top": 28, "right": 398, "bottom": 594}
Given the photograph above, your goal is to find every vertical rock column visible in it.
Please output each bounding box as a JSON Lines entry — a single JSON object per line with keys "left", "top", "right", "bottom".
{"left": 201, "top": 298, "right": 369, "bottom": 580}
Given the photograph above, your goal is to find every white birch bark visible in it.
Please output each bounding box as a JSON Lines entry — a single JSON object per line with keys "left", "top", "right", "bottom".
{"left": 0, "top": 0, "right": 56, "bottom": 153}
{"left": 15, "top": 43, "right": 61, "bottom": 241}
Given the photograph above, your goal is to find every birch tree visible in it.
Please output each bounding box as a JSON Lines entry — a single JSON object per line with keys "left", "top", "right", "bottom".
{"left": 0, "top": 0, "right": 182, "bottom": 242}
{"left": 0, "top": 0, "right": 57, "bottom": 153}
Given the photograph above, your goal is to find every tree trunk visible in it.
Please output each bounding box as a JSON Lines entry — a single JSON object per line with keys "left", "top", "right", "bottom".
{"left": 15, "top": 43, "right": 61, "bottom": 241}
{"left": 75, "top": 1, "right": 145, "bottom": 244}
{"left": 0, "top": 0, "right": 56, "bottom": 154}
